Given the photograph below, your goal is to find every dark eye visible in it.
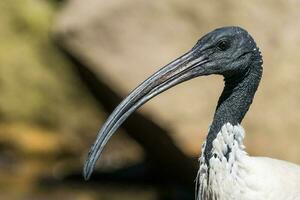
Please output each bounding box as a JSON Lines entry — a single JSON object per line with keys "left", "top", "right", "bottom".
{"left": 217, "top": 40, "right": 230, "bottom": 51}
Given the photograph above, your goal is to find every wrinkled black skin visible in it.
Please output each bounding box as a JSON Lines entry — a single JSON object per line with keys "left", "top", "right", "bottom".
{"left": 192, "top": 27, "right": 263, "bottom": 164}
{"left": 83, "top": 26, "right": 263, "bottom": 180}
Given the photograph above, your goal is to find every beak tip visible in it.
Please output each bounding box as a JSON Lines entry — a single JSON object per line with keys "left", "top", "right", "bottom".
{"left": 83, "top": 174, "right": 91, "bottom": 181}
{"left": 83, "top": 156, "right": 94, "bottom": 181}
{"left": 83, "top": 140, "right": 105, "bottom": 181}
{"left": 83, "top": 164, "right": 92, "bottom": 181}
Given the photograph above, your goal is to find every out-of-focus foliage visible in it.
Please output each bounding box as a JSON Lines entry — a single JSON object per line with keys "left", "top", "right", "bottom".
{"left": 0, "top": 0, "right": 99, "bottom": 130}
{"left": 0, "top": 1, "right": 148, "bottom": 199}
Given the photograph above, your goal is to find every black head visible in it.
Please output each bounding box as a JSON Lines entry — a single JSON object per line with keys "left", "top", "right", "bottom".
{"left": 83, "top": 26, "right": 263, "bottom": 180}
{"left": 192, "top": 26, "right": 262, "bottom": 78}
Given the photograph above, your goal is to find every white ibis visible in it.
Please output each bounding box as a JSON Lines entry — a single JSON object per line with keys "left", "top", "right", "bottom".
{"left": 83, "top": 26, "right": 300, "bottom": 200}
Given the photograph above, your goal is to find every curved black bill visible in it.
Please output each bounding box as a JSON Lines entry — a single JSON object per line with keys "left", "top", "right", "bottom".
{"left": 83, "top": 49, "right": 208, "bottom": 180}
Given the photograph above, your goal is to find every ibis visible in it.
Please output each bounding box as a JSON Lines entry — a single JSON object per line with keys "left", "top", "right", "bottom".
{"left": 83, "top": 26, "right": 300, "bottom": 200}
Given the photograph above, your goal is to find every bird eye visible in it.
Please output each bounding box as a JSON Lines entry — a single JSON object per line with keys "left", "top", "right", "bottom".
{"left": 217, "top": 40, "right": 230, "bottom": 51}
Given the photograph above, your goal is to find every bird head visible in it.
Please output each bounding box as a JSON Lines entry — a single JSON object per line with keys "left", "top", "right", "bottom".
{"left": 83, "top": 26, "right": 263, "bottom": 180}
{"left": 191, "top": 26, "right": 262, "bottom": 78}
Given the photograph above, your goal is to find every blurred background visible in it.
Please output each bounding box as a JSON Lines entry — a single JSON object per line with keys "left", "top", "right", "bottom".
{"left": 1, "top": 0, "right": 300, "bottom": 199}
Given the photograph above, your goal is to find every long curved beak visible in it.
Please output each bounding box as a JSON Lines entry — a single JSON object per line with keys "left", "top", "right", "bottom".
{"left": 83, "top": 49, "right": 208, "bottom": 180}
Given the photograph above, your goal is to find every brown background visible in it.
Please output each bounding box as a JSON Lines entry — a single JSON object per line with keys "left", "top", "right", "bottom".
{"left": 0, "top": 0, "right": 300, "bottom": 199}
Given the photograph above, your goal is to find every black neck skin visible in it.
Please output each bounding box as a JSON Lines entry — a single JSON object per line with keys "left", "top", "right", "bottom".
{"left": 204, "top": 61, "right": 263, "bottom": 164}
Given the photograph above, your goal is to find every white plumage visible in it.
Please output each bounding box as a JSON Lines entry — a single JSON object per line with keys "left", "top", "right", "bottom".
{"left": 197, "top": 123, "right": 300, "bottom": 200}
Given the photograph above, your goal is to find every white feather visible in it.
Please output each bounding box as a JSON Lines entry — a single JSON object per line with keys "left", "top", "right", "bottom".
{"left": 197, "top": 123, "right": 300, "bottom": 200}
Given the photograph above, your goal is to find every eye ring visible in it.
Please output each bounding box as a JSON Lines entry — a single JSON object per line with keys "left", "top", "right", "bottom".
{"left": 217, "top": 39, "right": 230, "bottom": 51}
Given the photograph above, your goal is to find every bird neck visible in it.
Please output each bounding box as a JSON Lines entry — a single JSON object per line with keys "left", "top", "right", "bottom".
{"left": 204, "top": 61, "right": 263, "bottom": 163}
